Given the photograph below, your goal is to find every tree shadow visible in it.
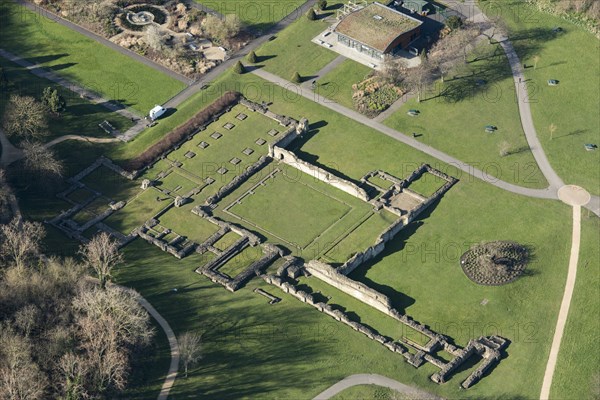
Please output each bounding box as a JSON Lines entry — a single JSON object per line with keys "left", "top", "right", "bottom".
{"left": 256, "top": 54, "right": 276, "bottom": 63}
{"left": 26, "top": 53, "right": 69, "bottom": 65}
{"left": 49, "top": 62, "right": 77, "bottom": 72}
{"left": 557, "top": 129, "right": 587, "bottom": 139}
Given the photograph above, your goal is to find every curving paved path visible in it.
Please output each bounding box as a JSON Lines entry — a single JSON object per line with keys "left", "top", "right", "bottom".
{"left": 251, "top": 67, "right": 558, "bottom": 199}
{"left": 312, "top": 374, "right": 442, "bottom": 400}
{"left": 134, "top": 294, "right": 180, "bottom": 400}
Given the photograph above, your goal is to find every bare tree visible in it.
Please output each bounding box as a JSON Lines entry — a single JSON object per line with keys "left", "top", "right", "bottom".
{"left": 22, "top": 141, "right": 64, "bottom": 178}
{"left": 2, "top": 95, "right": 48, "bottom": 141}
{"left": 0, "top": 327, "right": 48, "bottom": 400}
{"left": 57, "top": 352, "right": 89, "bottom": 400}
{"left": 403, "top": 56, "right": 436, "bottom": 102}
{"left": 145, "top": 25, "right": 165, "bottom": 51}
{"left": 79, "top": 232, "right": 123, "bottom": 289}
{"left": 0, "top": 169, "right": 12, "bottom": 219}
{"left": 73, "top": 286, "right": 153, "bottom": 394}
{"left": 203, "top": 14, "right": 243, "bottom": 42}
{"left": 533, "top": 55, "right": 540, "bottom": 70}
{"left": 178, "top": 331, "right": 202, "bottom": 378}
{"left": 0, "top": 217, "right": 45, "bottom": 270}
{"left": 499, "top": 140, "right": 511, "bottom": 157}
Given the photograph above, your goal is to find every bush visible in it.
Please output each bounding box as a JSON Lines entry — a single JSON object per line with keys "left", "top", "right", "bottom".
{"left": 291, "top": 71, "right": 302, "bottom": 83}
{"left": 445, "top": 15, "right": 463, "bottom": 30}
{"left": 246, "top": 50, "right": 257, "bottom": 63}
{"left": 125, "top": 92, "right": 241, "bottom": 171}
{"left": 318, "top": 0, "right": 327, "bottom": 11}
{"left": 307, "top": 8, "right": 316, "bottom": 21}
{"left": 233, "top": 61, "right": 246, "bottom": 74}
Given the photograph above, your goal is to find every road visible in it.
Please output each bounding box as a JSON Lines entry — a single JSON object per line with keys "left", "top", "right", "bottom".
{"left": 313, "top": 374, "right": 442, "bottom": 400}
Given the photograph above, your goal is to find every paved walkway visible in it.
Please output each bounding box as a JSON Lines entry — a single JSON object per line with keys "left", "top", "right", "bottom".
{"left": 302, "top": 55, "right": 347, "bottom": 88}
{"left": 14, "top": 0, "right": 192, "bottom": 84}
{"left": 313, "top": 374, "right": 442, "bottom": 400}
{"left": 539, "top": 186, "right": 587, "bottom": 399}
{"left": 0, "top": 49, "right": 147, "bottom": 142}
{"left": 251, "top": 67, "right": 558, "bottom": 200}
{"left": 134, "top": 295, "right": 180, "bottom": 400}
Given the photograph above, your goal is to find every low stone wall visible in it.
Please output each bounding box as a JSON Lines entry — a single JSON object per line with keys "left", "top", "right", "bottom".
{"left": 226, "top": 244, "right": 283, "bottom": 292}
{"left": 305, "top": 260, "right": 392, "bottom": 314}
{"left": 272, "top": 147, "right": 369, "bottom": 201}
{"left": 268, "top": 126, "right": 299, "bottom": 155}
{"left": 137, "top": 227, "right": 196, "bottom": 259}
{"left": 205, "top": 156, "right": 271, "bottom": 205}
{"left": 191, "top": 206, "right": 261, "bottom": 245}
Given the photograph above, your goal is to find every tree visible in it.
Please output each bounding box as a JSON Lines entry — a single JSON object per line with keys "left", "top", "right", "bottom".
{"left": 307, "top": 8, "right": 317, "bottom": 21}
{"left": 317, "top": 0, "right": 328, "bottom": 11}
{"left": 73, "top": 286, "right": 153, "bottom": 394}
{"left": 291, "top": 71, "right": 302, "bottom": 83}
{"left": 549, "top": 123, "right": 557, "bottom": 140}
{"left": 203, "top": 14, "right": 243, "bottom": 42}
{"left": 233, "top": 60, "right": 245, "bottom": 74}
{"left": 0, "top": 217, "right": 45, "bottom": 270}
{"left": 178, "top": 332, "right": 202, "bottom": 378}
{"left": 2, "top": 95, "right": 48, "bottom": 141}
{"left": 145, "top": 25, "right": 165, "bottom": 51}
{"left": 246, "top": 50, "right": 257, "bottom": 63}
{"left": 403, "top": 58, "right": 435, "bottom": 102}
{"left": 22, "top": 141, "right": 64, "bottom": 178}
{"left": 446, "top": 15, "right": 463, "bottom": 30}
{"left": 41, "top": 87, "right": 66, "bottom": 115}
{"left": 0, "top": 169, "right": 12, "bottom": 219}
{"left": 80, "top": 232, "right": 123, "bottom": 289}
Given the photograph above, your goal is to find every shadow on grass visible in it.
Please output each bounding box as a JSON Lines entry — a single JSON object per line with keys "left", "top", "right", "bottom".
{"left": 348, "top": 197, "right": 444, "bottom": 312}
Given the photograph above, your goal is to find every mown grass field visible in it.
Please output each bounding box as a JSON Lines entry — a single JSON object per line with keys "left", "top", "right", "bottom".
{"left": 0, "top": 56, "right": 133, "bottom": 143}
{"left": 383, "top": 42, "right": 548, "bottom": 189}
{"left": 254, "top": 14, "right": 339, "bottom": 81}
{"left": 494, "top": 0, "right": 600, "bottom": 195}
{"left": 0, "top": 2, "right": 186, "bottom": 114}
{"left": 315, "top": 58, "right": 372, "bottom": 108}
{"left": 10, "top": 63, "right": 597, "bottom": 399}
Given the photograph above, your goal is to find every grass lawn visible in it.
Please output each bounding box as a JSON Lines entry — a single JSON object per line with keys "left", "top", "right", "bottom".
{"left": 0, "top": 56, "right": 133, "bottom": 143}
{"left": 11, "top": 66, "right": 598, "bottom": 399}
{"left": 104, "top": 188, "right": 170, "bottom": 234}
{"left": 407, "top": 172, "right": 447, "bottom": 197}
{"left": 383, "top": 42, "right": 548, "bottom": 189}
{"left": 213, "top": 231, "right": 242, "bottom": 251}
{"left": 218, "top": 246, "right": 264, "bottom": 277}
{"left": 227, "top": 169, "right": 353, "bottom": 248}
{"left": 254, "top": 15, "right": 339, "bottom": 81}
{"left": 156, "top": 202, "right": 220, "bottom": 244}
{"left": 81, "top": 166, "right": 141, "bottom": 203}
{"left": 550, "top": 214, "right": 600, "bottom": 399}
{"left": 196, "top": 0, "right": 307, "bottom": 31}
{"left": 495, "top": 0, "right": 600, "bottom": 195}
{"left": 316, "top": 58, "right": 372, "bottom": 108}
{"left": 0, "top": 2, "right": 186, "bottom": 114}
{"left": 324, "top": 211, "right": 396, "bottom": 263}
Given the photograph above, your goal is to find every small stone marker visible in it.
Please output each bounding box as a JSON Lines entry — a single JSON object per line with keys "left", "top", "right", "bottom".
{"left": 217, "top": 167, "right": 228, "bottom": 175}
{"left": 236, "top": 113, "right": 247, "bottom": 120}
{"left": 223, "top": 122, "right": 235, "bottom": 130}
{"left": 173, "top": 161, "right": 183, "bottom": 168}
{"left": 198, "top": 141, "right": 209, "bottom": 149}
{"left": 205, "top": 177, "right": 215, "bottom": 184}
{"left": 184, "top": 151, "right": 196, "bottom": 159}
{"left": 267, "top": 129, "right": 279, "bottom": 137}
{"left": 210, "top": 132, "right": 222, "bottom": 140}
{"left": 242, "top": 148, "right": 254, "bottom": 156}
{"left": 256, "top": 138, "right": 266, "bottom": 145}
{"left": 230, "top": 157, "right": 242, "bottom": 165}
{"left": 480, "top": 298, "right": 489, "bottom": 306}
{"left": 141, "top": 179, "right": 152, "bottom": 189}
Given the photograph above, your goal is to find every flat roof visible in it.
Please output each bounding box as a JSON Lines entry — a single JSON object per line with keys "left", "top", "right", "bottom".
{"left": 334, "top": 2, "right": 422, "bottom": 53}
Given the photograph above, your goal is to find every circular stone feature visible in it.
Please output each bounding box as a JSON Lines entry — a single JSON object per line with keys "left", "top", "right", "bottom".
{"left": 460, "top": 241, "right": 530, "bottom": 286}
{"left": 126, "top": 11, "right": 154, "bottom": 25}
{"left": 558, "top": 185, "right": 590, "bottom": 206}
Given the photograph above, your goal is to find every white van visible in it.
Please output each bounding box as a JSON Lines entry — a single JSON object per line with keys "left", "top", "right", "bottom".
{"left": 149, "top": 105, "right": 166, "bottom": 121}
